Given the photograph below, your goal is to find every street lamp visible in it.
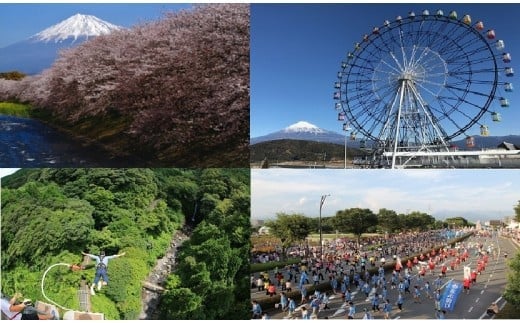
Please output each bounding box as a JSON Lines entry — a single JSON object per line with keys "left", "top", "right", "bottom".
{"left": 343, "top": 123, "right": 351, "bottom": 169}
{"left": 319, "top": 194, "right": 330, "bottom": 259}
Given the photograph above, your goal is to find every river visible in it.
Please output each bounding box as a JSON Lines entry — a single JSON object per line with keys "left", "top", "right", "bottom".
{"left": 0, "top": 115, "right": 140, "bottom": 167}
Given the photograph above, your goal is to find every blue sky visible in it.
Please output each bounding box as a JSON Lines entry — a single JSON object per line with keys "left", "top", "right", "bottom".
{"left": 251, "top": 169, "right": 520, "bottom": 223}
{"left": 0, "top": 3, "right": 192, "bottom": 47}
{"left": 251, "top": 4, "right": 520, "bottom": 139}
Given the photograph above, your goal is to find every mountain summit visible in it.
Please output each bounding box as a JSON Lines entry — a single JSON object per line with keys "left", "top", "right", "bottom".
{"left": 0, "top": 14, "right": 122, "bottom": 74}
{"left": 32, "top": 13, "right": 122, "bottom": 43}
{"left": 283, "top": 121, "right": 326, "bottom": 134}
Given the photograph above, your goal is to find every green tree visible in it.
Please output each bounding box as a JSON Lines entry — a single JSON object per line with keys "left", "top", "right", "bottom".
{"left": 159, "top": 288, "right": 203, "bottom": 319}
{"left": 265, "top": 213, "right": 311, "bottom": 260}
{"left": 334, "top": 208, "right": 378, "bottom": 246}
{"left": 377, "top": 208, "right": 400, "bottom": 233}
{"left": 504, "top": 252, "right": 520, "bottom": 305}
{"left": 398, "top": 211, "right": 436, "bottom": 231}
{"left": 445, "top": 216, "right": 469, "bottom": 228}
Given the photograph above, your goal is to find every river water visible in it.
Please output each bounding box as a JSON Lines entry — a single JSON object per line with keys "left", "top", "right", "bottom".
{"left": 0, "top": 115, "right": 139, "bottom": 167}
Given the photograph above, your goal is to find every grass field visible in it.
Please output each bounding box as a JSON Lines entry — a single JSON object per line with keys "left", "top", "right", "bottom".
{"left": 0, "top": 102, "right": 32, "bottom": 117}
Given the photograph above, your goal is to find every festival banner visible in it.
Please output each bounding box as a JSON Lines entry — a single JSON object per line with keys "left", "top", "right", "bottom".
{"left": 440, "top": 280, "right": 463, "bottom": 311}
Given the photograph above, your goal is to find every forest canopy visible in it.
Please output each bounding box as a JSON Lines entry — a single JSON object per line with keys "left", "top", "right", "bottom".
{"left": 1, "top": 168, "right": 250, "bottom": 319}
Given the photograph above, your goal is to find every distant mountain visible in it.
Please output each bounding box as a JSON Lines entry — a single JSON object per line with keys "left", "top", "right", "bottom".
{"left": 252, "top": 121, "right": 520, "bottom": 150}
{"left": 451, "top": 135, "right": 520, "bottom": 149}
{"left": 0, "top": 14, "right": 122, "bottom": 74}
{"left": 251, "top": 121, "right": 355, "bottom": 146}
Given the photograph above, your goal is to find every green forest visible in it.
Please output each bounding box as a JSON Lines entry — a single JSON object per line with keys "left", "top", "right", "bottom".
{"left": 1, "top": 168, "right": 250, "bottom": 319}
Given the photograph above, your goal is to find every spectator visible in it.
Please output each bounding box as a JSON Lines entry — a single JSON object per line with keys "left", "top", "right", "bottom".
{"left": 251, "top": 300, "right": 262, "bottom": 319}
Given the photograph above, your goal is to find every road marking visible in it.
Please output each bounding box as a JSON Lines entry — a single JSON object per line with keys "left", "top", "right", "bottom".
{"left": 394, "top": 316, "right": 401, "bottom": 320}
{"left": 478, "top": 312, "right": 489, "bottom": 319}
{"left": 468, "top": 306, "right": 473, "bottom": 312}
{"left": 475, "top": 298, "right": 480, "bottom": 303}
{"left": 481, "top": 290, "right": 485, "bottom": 295}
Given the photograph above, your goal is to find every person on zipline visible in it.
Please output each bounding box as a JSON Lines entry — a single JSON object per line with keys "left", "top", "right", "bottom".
{"left": 82, "top": 250, "right": 126, "bottom": 295}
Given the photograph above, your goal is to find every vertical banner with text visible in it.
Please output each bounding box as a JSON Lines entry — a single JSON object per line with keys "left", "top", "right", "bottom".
{"left": 440, "top": 280, "right": 463, "bottom": 311}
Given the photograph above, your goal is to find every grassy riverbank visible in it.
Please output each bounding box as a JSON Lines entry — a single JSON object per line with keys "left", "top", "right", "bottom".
{"left": 0, "top": 102, "right": 33, "bottom": 117}
{"left": 1, "top": 101, "right": 148, "bottom": 164}
{"left": 0, "top": 100, "right": 244, "bottom": 166}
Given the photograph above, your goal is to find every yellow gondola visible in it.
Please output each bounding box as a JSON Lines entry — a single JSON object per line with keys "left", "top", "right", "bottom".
{"left": 480, "top": 125, "right": 489, "bottom": 136}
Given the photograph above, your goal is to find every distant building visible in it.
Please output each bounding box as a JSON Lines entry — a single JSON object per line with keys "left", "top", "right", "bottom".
{"left": 506, "top": 219, "right": 519, "bottom": 230}
{"left": 489, "top": 220, "right": 503, "bottom": 227}
{"left": 497, "top": 142, "right": 520, "bottom": 150}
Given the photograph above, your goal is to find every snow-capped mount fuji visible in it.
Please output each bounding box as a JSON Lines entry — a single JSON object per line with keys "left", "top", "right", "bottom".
{"left": 0, "top": 13, "right": 122, "bottom": 74}
{"left": 283, "top": 121, "right": 327, "bottom": 134}
{"left": 251, "top": 121, "right": 347, "bottom": 145}
{"left": 32, "top": 13, "right": 122, "bottom": 43}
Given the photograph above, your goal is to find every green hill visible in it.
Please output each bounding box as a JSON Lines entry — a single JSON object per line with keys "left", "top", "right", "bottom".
{"left": 250, "top": 139, "right": 368, "bottom": 164}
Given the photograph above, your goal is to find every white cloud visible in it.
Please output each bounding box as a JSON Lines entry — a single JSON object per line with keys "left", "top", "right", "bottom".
{"left": 0, "top": 168, "right": 20, "bottom": 179}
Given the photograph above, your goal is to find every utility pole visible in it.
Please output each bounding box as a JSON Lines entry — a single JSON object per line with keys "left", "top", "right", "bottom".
{"left": 319, "top": 194, "right": 330, "bottom": 259}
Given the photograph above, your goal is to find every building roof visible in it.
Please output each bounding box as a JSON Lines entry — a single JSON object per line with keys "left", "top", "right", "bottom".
{"left": 497, "top": 142, "right": 520, "bottom": 150}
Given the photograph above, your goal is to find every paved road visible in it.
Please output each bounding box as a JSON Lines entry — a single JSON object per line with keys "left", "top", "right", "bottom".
{"left": 253, "top": 234, "right": 518, "bottom": 320}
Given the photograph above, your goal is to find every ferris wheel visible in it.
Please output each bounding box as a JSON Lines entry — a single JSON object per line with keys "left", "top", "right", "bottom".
{"left": 333, "top": 9, "right": 514, "bottom": 166}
